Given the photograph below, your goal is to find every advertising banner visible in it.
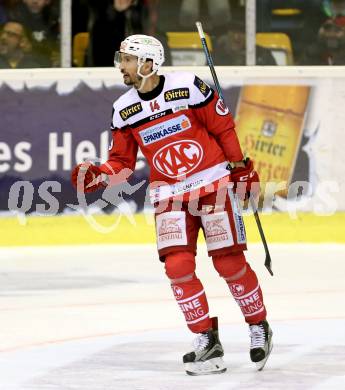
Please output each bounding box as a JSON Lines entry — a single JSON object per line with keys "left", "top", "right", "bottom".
{"left": 0, "top": 68, "right": 344, "bottom": 217}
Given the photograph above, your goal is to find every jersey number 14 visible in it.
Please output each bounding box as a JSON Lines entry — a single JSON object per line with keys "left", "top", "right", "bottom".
{"left": 150, "top": 100, "right": 160, "bottom": 112}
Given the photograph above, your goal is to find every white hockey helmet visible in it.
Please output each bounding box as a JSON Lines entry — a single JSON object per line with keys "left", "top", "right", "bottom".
{"left": 114, "top": 34, "right": 165, "bottom": 72}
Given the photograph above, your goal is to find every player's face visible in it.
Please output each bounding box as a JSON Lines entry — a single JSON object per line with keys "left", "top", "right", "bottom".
{"left": 118, "top": 53, "right": 141, "bottom": 87}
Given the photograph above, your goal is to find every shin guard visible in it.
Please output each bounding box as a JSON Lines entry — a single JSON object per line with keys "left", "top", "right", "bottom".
{"left": 165, "top": 251, "right": 212, "bottom": 333}
{"left": 227, "top": 263, "right": 267, "bottom": 324}
{"left": 213, "top": 253, "right": 267, "bottom": 324}
{"left": 171, "top": 277, "right": 212, "bottom": 333}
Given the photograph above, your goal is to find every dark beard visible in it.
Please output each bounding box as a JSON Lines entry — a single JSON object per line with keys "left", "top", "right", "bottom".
{"left": 123, "top": 74, "right": 142, "bottom": 87}
{"left": 133, "top": 75, "right": 143, "bottom": 90}
{"left": 124, "top": 78, "right": 134, "bottom": 86}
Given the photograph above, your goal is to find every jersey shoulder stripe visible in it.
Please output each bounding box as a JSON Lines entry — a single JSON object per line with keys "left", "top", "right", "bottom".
{"left": 189, "top": 89, "right": 214, "bottom": 109}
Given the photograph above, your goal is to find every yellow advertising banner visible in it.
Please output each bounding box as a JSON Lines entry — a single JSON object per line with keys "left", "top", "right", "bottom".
{"left": 235, "top": 85, "right": 310, "bottom": 196}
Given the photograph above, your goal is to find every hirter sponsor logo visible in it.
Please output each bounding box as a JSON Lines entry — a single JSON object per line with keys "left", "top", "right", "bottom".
{"left": 261, "top": 120, "right": 277, "bottom": 137}
{"left": 153, "top": 140, "right": 203, "bottom": 178}
{"left": 119, "top": 102, "right": 143, "bottom": 120}
{"left": 172, "top": 285, "right": 184, "bottom": 300}
{"left": 164, "top": 88, "right": 190, "bottom": 102}
{"left": 215, "top": 98, "right": 229, "bottom": 116}
{"left": 139, "top": 115, "right": 191, "bottom": 146}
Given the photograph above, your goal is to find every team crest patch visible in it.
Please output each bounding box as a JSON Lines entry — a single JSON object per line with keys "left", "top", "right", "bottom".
{"left": 215, "top": 98, "right": 229, "bottom": 116}
{"left": 164, "top": 88, "right": 190, "bottom": 102}
{"left": 119, "top": 102, "right": 143, "bottom": 120}
{"left": 230, "top": 283, "right": 245, "bottom": 297}
{"left": 172, "top": 285, "right": 184, "bottom": 300}
{"left": 193, "top": 76, "right": 210, "bottom": 97}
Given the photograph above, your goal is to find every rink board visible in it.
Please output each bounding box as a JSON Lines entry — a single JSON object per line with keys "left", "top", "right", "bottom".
{"left": 1, "top": 66, "right": 345, "bottom": 218}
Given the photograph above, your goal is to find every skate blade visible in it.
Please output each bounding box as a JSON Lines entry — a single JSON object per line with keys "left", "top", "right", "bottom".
{"left": 185, "top": 357, "right": 227, "bottom": 376}
{"left": 256, "top": 340, "right": 273, "bottom": 371}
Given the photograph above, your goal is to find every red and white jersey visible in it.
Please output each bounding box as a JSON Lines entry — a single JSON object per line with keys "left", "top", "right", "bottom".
{"left": 101, "top": 71, "right": 243, "bottom": 202}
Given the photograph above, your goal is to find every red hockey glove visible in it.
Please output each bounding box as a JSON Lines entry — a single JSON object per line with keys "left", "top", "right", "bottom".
{"left": 71, "top": 162, "right": 106, "bottom": 193}
{"left": 230, "top": 158, "right": 260, "bottom": 200}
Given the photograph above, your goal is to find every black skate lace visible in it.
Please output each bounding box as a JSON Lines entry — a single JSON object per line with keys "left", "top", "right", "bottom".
{"left": 193, "top": 333, "right": 210, "bottom": 352}
{"left": 249, "top": 324, "right": 265, "bottom": 349}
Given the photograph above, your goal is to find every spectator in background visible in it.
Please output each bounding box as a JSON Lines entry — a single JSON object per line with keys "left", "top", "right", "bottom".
{"left": 150, "top": 0, "right": 276, "bottom": 66}
{"left": 147, "top": 0, "right": 233, "bottom": 65}
{"left": 9, "top": 0, "right": 59, "bottom": 67}
{"left": 301, "top": 0, "right": 345, "bottom": 64}
{"left": 179, "top": 0, "right": 233, "bottom": 65}
{"left": 221, "top": 8, "right": 277, "bottom": 66}
{"left": 0, "top": 20, "right": 41, "bottom": 68}
{"left": 86, "top": 0, "right": 147, "bottom": 66}
{"left": 145, "top": 0, "right": 182, "bottom": 65}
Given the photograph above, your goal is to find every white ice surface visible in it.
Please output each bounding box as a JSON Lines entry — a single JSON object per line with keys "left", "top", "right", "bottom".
{"left": 0, "top": 243, "right": 344, "bottom": 389}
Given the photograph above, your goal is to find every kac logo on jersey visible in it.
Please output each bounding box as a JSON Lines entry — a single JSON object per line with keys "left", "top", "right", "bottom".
{"left": 164, "top": 88, "right": 190, "bottom": 102}
{"left": 119, "top": 102, "right": 143, "bottom": 120}
{"left": 139, "top": 115, "right": 191, "bottom": 146}
{"left": 153, "top": 140, "right": 203, "bottom": 178}
{"left": 215, "top": 98, "right": 229, "bottom": 116}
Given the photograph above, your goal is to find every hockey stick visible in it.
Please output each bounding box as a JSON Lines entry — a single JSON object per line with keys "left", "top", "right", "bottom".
{"left": 196, "top": 21, "right": 273, "bottom": 276}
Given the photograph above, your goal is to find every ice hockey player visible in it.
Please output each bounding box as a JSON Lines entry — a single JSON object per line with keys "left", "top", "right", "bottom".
{"left": 71, "top": 34, "right": 273, "bottom": 375}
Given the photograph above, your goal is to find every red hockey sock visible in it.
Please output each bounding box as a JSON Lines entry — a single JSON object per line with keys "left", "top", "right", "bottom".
{"left": 227, "top": 263, "right": 267, "bottom": 324}
{"left": 171, "top": 276, "right": 212, "bottom": 333}
{"left": 165, "top": 251, "right": 212, "bottom": 333}
{"left": 213, "top": 253, "right": 266, "bottom": 324}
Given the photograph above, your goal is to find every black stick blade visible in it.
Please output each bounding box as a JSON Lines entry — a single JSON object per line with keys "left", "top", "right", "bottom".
{"left": 265, "top": 253, "right": 274, "bottom": 276}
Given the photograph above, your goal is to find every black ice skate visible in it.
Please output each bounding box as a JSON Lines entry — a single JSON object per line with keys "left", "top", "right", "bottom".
{"left": 249, "top": 320, "right": 273, "bottom": 371}
{"left": 183, "top": 317, "right": 226, "bottom": 376}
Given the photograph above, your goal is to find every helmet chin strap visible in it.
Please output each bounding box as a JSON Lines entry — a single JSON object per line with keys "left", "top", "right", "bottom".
{"left": 136, "top": 59, "right": 157, "bottom": 92}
